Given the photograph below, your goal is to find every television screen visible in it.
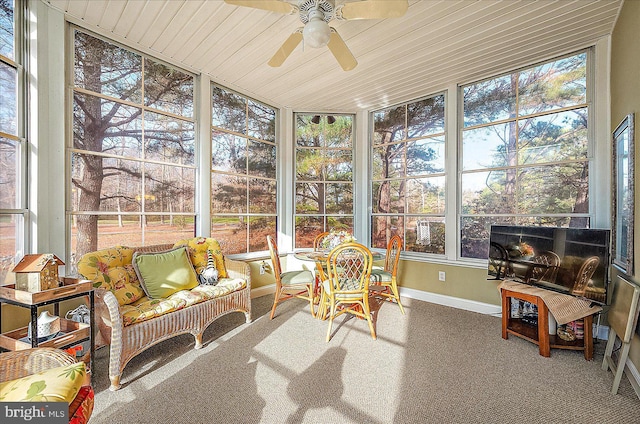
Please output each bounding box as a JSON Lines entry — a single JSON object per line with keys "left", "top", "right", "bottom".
{"left": 488, "top": 225, "right": 611, "bottom": 305}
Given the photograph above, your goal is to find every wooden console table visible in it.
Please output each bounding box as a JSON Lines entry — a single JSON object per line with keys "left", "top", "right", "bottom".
{"left": 499, "top": 280, "right": 601, "bottom": 360}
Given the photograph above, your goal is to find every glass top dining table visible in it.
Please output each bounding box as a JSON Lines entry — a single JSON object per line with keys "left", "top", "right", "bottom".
{"left": 293, "top": 249, "right": 383, "bottom": 318}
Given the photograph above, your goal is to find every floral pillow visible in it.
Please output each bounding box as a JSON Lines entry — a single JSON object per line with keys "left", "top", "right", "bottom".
{"left": 173, "top": 237, "right": 227, "bottom": 279}
{"left": 77, "top": 247, "right": 145, "bottom": 306}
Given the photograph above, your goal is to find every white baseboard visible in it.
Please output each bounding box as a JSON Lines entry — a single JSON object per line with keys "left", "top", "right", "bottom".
{"left": 251, "top": 284, "right": 275, "bottom": 299}
{"left": 399, "top": 287, "right": 502, "bottom": 316}
{"left": 251, "top": 284, "right": 502, "bottom": 315}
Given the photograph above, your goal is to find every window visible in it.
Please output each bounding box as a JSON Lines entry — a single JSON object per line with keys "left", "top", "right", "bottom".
{"left": 0, "top": 0, "right": 25, "bottom": 284}
{"left": 371, "top": 95, "right": 446, "bottom": 253}
{"left": 460, "top": 51, "right": 591, "bottom": 259}
{"left": 211, "top": 85, "right": 277, "bottom": 254}
{"left": 69, "top": 30, "right": 196, "bottom": 267}
{"left": 294, "top": 114, "right": 354, "bottom": 248}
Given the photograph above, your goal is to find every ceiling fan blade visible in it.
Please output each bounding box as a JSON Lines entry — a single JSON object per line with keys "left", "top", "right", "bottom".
{"left": 224, "top": 0, "right": 296, "bottom": 15}
{"left": 327, "top": 29, "right": 357, "bottom": 71}
{"left": 268, "top": 30, "right": 303, "bottom": 67}
{"left": 339, "top": 0, "right": 408, "bottom": 20}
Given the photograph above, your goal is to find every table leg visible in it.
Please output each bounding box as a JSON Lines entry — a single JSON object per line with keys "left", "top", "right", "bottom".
{"left": 30, "top": 307, "right": 38, "bottom": 348}
{"left": 501, "top": 290, "right": 509, "bottom": 340}
{"left": 313, "top": 262, "right": 327, "bottom": 319}
{"left": 583, "top": 314, "right": 593, "bottom": 360}
{"left": 536, "top": 297, "right": 550, "bottom": 357}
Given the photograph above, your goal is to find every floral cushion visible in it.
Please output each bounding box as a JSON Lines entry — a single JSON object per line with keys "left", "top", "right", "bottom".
{"left": 77, "top": 247, "right": 145, "bottom": 306}
{"left": 192, "top": 277, "right": 245, "bottom": 299}
{"left": 0, "top": 362, "right": 87, "bottom": 402}
{"left": 174, "top": 237, "right": 227, "bottom": 279}
{"left": 120, "top": 296, "right": 185, "bottom": 327}
{"left": 69, "top": 385, "right": 94, "bottom": 424}
{"left": 119, "top": 278, "right": 246, "bottom": 326}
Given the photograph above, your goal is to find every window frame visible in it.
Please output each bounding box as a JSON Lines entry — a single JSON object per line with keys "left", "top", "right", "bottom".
{"left": 0, "top": 0, "right": 27, "bottom": 283}
{"left": 210, "top": 83, "right": 278, "bottom": 255}
{"left": 66, "top": 27, "right": 198, "bottom": 269}
{"left": 457, "top": 48, "right": 595, "bottom": 262}
{"left": 369, "top": 92, "right": 447, "bottom": 257}
{"left": 293, "top": 112, "right": 356, "bottom": 249}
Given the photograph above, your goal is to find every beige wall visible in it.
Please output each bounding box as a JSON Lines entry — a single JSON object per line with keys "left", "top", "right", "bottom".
{"left": 252, "top": 258, "right": 498, "bottom": 306}
{"left": 610, "top": 0, "right": 640, "bottom": 369}
{"left": 397, "top": 261, "right": 498, "bottom": 305}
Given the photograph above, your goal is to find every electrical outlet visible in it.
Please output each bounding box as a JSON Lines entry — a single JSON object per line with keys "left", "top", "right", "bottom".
{"left": 438, "top": 271, "right": 446, "bottom": 282}
{"left": 260, "top": 262, "right": 266, "bottom": 275}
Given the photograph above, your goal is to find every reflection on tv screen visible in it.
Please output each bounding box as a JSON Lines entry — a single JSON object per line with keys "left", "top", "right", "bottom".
{"left": 488, "top": 225, "right": 611, "bottom": 305}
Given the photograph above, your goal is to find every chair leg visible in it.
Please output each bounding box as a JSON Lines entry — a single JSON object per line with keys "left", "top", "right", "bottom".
{"left": 317, "top": 290, "right": 328, "bottom": 320}
{"left": 363, "top": 297, "right": 377, "bottom": 340}
{"left": 270, "top": 287, "right": 281, "bottom": 320}
{"left": 389, "top": 281, "right": 405, "bottom": 315}
{"left": 307, "top": 286, "right": 316, "bottom": 318}
{"left": 326, "top": 299, "right": 336, "bottom": 342}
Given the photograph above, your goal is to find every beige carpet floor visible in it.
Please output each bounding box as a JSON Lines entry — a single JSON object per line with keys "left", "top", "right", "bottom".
{"left": 88, "top": 295, "right": 640, "bottom": 423}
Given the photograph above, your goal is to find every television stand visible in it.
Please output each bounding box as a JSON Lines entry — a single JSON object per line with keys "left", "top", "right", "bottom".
{"left": 500, "top": 283, "right": 596, "bottom": 360}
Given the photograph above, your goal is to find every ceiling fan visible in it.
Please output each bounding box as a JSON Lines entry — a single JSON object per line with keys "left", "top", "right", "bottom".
{"left": 224, "top": 0, "right": 409, "bottom": 71}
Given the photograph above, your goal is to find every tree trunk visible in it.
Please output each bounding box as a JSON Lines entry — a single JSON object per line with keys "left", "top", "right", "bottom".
{"left": 569, "top": 163, "right": 589, "bottom": 227}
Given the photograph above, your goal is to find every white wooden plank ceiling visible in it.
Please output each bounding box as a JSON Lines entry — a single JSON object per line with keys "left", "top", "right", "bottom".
{"left": 45, "top": 0, "right": 623, "bottom": 112}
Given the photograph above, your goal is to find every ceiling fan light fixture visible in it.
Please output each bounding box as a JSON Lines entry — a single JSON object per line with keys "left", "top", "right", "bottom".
{"left": 303, "top": 16, "right": 331, "bottom": 48}
{"left": 327, "top": 115, "right": 336, "bottom": 124}
{"left": 311, "top": 115, "right": 321, "bottom": 124}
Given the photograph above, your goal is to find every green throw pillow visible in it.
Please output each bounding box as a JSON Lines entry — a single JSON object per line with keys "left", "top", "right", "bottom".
{"left": 133, "top": 246, "right": 199, "bottom": 299}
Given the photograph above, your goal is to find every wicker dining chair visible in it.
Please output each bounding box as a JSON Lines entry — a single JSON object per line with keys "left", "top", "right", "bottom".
{"left": 313, "top": 231, "right": 330, "bottom": 251}
{"left": 321, "top": 242, "right": 375, "bottom": 342}
{"left": 524, "top": 250, "right": 561, "bottom": 284}
{"left": 571, "top": 256, "right": 600, "bottom": 296}
{"left": 267, "top": 235, "right": 316, "bottom": 319}
{"left": 370, "top": 234, "right": 405, "bottom": 314}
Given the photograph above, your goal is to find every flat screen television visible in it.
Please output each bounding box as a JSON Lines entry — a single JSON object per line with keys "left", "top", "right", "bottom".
{"left": 488, "top": 225, "right": 611, "bottom": 305}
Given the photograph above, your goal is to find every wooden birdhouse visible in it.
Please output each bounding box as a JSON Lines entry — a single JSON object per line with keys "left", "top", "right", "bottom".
{"left": 12, "top": 254, "right": 64, "bottom": 292}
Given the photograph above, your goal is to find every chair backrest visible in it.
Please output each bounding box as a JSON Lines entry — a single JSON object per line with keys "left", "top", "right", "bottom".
{"left": 572, "top": 256, "right": 600, "bottom": 295}
{"left": 525, "top": 250, "right": 561, "bottom": 283}
{"left": 313, "top": 232, "right": 330, "bottom": 251}
{"left": 383, "top": 235, "right": 403, "bottom": 275}
{"left": 489, "top": 242, "right": 510, "bottom": 279}
{"left": 325, "top": 243, "right": 373, "bottom": 295}
{"left": 266, "top": 235, "right": 283, "bottom": 283}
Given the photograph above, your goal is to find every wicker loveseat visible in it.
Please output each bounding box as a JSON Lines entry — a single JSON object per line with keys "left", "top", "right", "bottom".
{"left": 77, "top": 238, "right": 251, "bottom": 391}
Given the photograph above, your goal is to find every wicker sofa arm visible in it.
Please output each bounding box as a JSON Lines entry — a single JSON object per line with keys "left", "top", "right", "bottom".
{"left": 0, "top": 348, "right": 77, "bottom": 381}
{"left": 94, "top": 287, "right": 124, "bottom": 345}
{"left": 225, "top": 257, "right": 251, "bottom": 288}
